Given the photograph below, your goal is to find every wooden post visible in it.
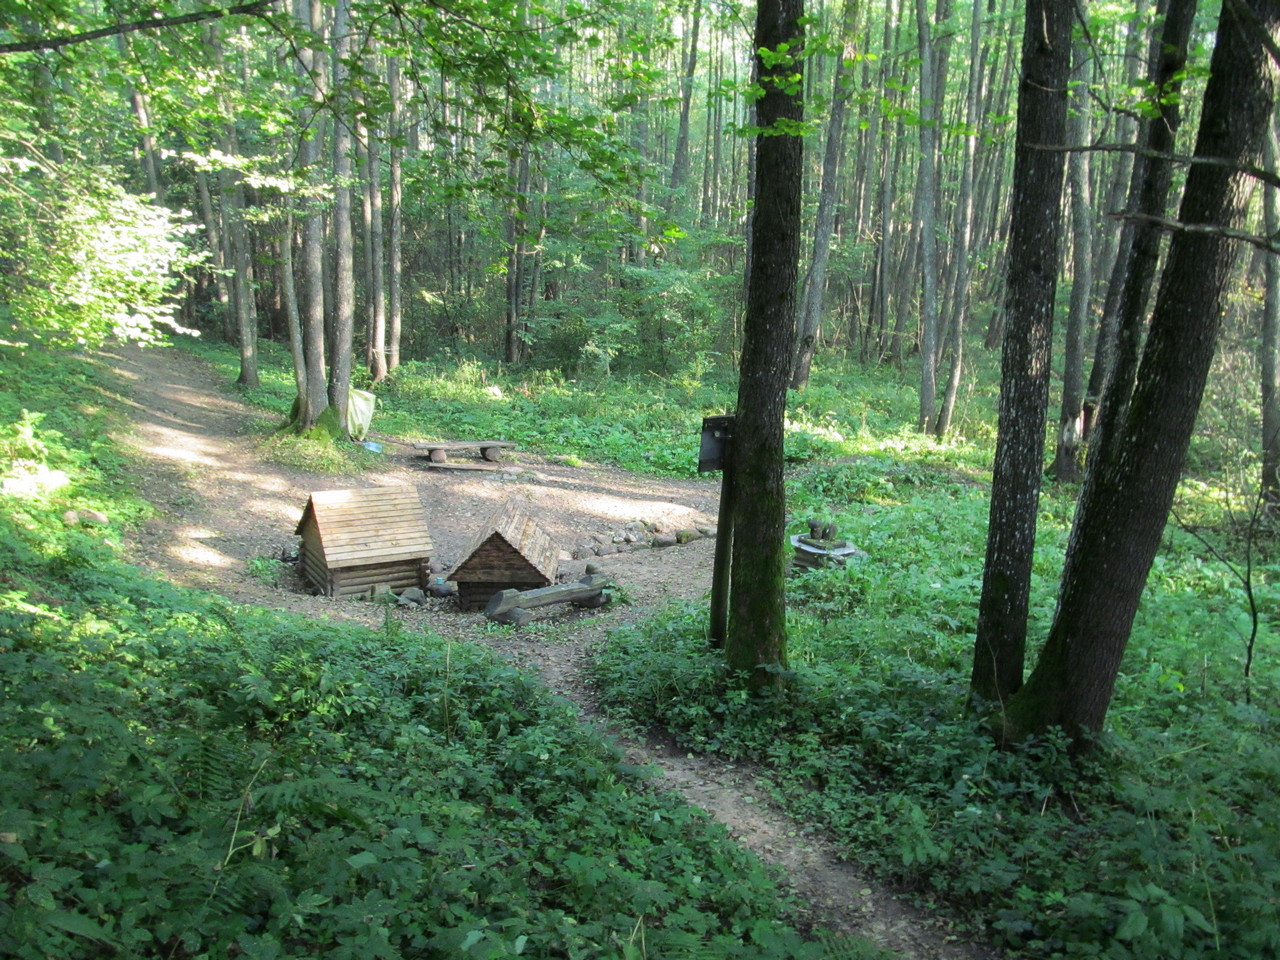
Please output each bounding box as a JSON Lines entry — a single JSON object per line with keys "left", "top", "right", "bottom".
{"left": 701, "top": 415, "right": 736, "bottom": 647}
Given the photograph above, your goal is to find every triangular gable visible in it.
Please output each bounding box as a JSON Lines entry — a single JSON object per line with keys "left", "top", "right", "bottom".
{"left": 452, "top": 499, "right": 559, "bottom": 582}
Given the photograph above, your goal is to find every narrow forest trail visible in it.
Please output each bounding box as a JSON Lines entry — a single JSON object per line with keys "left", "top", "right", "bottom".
{"left": 103, "top": 343, "right": 1000, "bottom": 960}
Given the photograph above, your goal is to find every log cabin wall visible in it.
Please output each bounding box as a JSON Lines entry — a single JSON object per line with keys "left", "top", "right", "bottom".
{"left": 295, "top": 486, "right": 434, "bottom": 598}
{"left": 452, "top": 500, "right": 560, "bottom": 611}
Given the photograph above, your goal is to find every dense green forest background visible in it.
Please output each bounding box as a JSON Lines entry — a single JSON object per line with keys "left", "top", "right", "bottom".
{"left": 4, "top": 0, "right": 1280, "bottom": 957}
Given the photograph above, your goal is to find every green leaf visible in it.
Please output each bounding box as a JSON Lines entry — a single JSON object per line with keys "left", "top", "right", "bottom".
{"left": 1115, "top": 910, "right": 1149, "bottom": 941}
{"left": 45, "top": 910, "right": 117, "bottom": 944}
{"left": 346, "top": 850, "right": 378, "bottom": 869}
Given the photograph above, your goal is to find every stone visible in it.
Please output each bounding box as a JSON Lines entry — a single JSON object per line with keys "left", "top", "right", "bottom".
{"left": 651, "top": 534, "right": 678, "bottom": 548}
{"left": 397, "top": 587, "right": 428, "bottom": 606}
{"left": 696, "top": 524, "right": 718, "bottom": 538}
{"left": 79, "top": 508, "right": 109, "bottom": 525}
{"left": 675, "top": 529, "right": 701, "bottom": 544}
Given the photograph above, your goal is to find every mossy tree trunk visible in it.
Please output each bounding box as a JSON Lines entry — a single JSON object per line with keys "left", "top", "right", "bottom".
{"left": 724, "top": 0, "right": 804, "bottom": 692}
{"left": 1000, "top": 0, "right": 1280, "bottom": 747}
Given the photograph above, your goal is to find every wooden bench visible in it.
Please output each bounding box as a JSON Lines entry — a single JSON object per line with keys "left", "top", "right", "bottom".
{"left": 484, "top": 574, "right": 613, "bottom": 626}
{"left": 412, "top": 440, "right": 517, "bottom": 465}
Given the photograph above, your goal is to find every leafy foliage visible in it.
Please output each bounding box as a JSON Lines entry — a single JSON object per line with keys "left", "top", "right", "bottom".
{"left": 0, "top": 159, "right": 201, "bottom": 346}
{"left": 0, "top": 346, "right": 860, "bottom": 959}
{"left": 590, "top": 440, "right": 1280, "bottom": 960}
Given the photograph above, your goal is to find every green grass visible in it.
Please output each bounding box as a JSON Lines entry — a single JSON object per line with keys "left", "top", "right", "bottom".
{"left": 181, "top": 336, "right": 995, "bottom": 480}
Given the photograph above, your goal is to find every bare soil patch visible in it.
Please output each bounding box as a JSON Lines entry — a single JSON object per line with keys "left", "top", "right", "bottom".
{"left": 104, "top": 343, "right": 998, "bottom": 960}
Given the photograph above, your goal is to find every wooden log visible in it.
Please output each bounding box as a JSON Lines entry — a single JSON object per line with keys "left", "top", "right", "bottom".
{"left": 484, "top": 574, "right": 613, "bottom": 618}
{"left": 491, "top": 607, "right": 534, "bottom": 627}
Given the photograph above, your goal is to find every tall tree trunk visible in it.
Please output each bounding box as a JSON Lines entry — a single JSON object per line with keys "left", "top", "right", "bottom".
{"left": 115, "top": 36, "right": 164, "bottom": 201}
{"left": 1052, "top": 21, "right": 1093, "bottom": 483}
{"left": 295, "top": 0, "right": 329, "bottom": 431}
{"left": 669, "top": 0, "right": 702, "bottom": 202}
{"left": 791, "top": 0, "right": 861, "bottom": 390}
{"left": 328, "top": 0, "right": 355, "bottom": 434}
{"left": 726, "top": 0, "right": 805, "bottom": 692}
{"left": 195, "top": 169, "right": 232, "bottom": 325}
{"left": 206, "top": 26, "right": 257, "bottom": 386}
{"left": 868, "top": 0, "right": 900, "bottom": 361}
{"left": 388, "top": 56, "right": 404, "bottom": 372}
{"left": 361, "top": 97, "right": 388, "bottom": 383}
{"left": 915, "top": 0, "right": 941, "bottom": 430}
{"left": 934, "top": 0, "right": 984, "bottom": 437}
{"left": 999, "top": 0, "right": 1280, "bottom": 745}
{"left": 1086, "top": 0, "right": 1196, "bottom": 460}
{"left": 1083, "top": 0, "right": 1180, "bottom": 441}
{"left": 1262, "top": 116, "right": 1280, "bottom": 505}
{"left": 970, "top": 0, "right": 1072, "bottom": 707}
{"left": 281, "top": 210, "right": 309, "bottom": 411}
{"left": 505, "top": 143, "right": 533, "bottom": 364}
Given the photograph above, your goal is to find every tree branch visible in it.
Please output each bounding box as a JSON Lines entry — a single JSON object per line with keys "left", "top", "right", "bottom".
{"left": 1034, "top": 140, "right": 1280, "bottom": 190}
{"left": 1112, "top": 211, "right": 1280, "bottom": 253}
{"left": 0, "top": 1, "right": 275, "bottom": 55}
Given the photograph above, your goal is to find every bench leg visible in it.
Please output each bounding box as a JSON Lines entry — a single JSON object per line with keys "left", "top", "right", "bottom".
{"left": 429, "top": 449, "right": 448, "bottom": 463}
{"left": 481, "top": 446, "right": 504, "bottom": 462}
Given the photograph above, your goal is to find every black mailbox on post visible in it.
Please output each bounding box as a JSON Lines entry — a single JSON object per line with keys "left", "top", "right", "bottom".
{"left": 699, "top": 415, "right": 734, "bottom": 473}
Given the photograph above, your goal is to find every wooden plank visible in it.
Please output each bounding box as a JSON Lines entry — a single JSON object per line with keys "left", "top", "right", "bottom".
{"left": 421, "top": 461, "right": 503, "bottom": 471}
{"left": 312, "top": 490, "right": 422, "bottom": 507}
{"left": 313, "top": 502, "right": 426, "bottom": 523}
{"left": 318, "top": 522, "right": 434, "bottom": 545}
{"left": 328, "top": 546, "right": 433, "bottom": 566}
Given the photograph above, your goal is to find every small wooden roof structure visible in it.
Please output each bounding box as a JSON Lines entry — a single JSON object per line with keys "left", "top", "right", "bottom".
{"left": 451, "top": 499, "right": 560, "bottom": 609}
{"left": 294, "top": 486, "right": 434, "bottom": 597}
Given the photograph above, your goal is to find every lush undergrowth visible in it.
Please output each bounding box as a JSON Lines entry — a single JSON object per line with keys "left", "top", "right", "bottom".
{"left": 18, "top": 337, "right": 1279, "bottom": 959}
{"left": 592, "top": 454, "right": 1280, "bottom": 960}
{"left": 0, "top": 345, "right": 888, "bottom": 958}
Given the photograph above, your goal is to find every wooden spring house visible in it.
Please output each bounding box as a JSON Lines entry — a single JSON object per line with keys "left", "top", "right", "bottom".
{"left": 452, "top": 499, "right": 560, "bottom": 611}
{"left": 295, "top": 486, "right": 434, "bottom": 598}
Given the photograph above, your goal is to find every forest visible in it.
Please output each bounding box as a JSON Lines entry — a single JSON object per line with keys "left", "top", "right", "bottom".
{"left": 3, "top": 0, "right": 1280, "bottom": 957}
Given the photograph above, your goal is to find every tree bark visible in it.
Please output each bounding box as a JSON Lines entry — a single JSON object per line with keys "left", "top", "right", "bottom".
{"left": 970, "top": 0, "right": 1072, "bottom": 706}
{"left": 915, "top": 0, "right": 941, "bottom": 430}
{"left": 791, "top": 0, "right": 861, "bottom": 391}
{"left": 934, "top": 0, "right": 983, "bottom": 437}
{"left": 327, "top": 0, "right": 354, "bottom": 433}
{"left": 1086, "top": 0, "right": 1196, "bottom": 465}
{"left": 1000, "top": 0, "right": 1280, "bottom": 745}
{"left": 725, "top": 0, "right": 804, "bottom": 692}
{"left": 1262, "top": 115, "right": 1280, "bottom": 505}
{"left": 388, "top": 56, "right": 404, "bottom": 372}
{"left": 295, "top": 0, "right": 329, "bottom": 432}
{"left": 669, "top": 0, "right": 702, "bottom": 202}
{"left": 360, "top": 94, "right": 388, "bottom": 383}
{"left": 1052, "top": 22, "right": 1093, "bottom": 483}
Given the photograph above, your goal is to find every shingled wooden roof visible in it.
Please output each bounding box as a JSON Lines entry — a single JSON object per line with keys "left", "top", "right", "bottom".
{"left": 295, "top": 486, "right": 434, "bottom": 568}
{"left": 452, "top": 499, "right": 559, "bottom": 583}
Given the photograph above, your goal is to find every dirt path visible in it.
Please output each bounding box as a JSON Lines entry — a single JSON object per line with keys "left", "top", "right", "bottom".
{"left": 104, "top": 343, "right": 998, "bottom": 960}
